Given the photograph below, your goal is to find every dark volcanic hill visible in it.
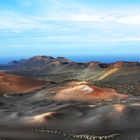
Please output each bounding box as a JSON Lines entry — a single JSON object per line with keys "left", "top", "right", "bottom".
{"left": 94, "top": 61, "right": 140, "bottom": 95}
{"left": 0, "top": 55, "right": 140, "bottom": 95}
{"left": 0, "top": 56, "right": 108, "bottom": 81}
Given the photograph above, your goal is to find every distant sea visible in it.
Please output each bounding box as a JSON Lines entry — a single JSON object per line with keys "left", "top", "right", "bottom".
{"left": 0, "top": 55, "right": 140, "bottom": 64}
{"left": 68, "top": 55, "right": 140, "bottom": 63}
{"left": 0, "top": 57, "right": 26, "bottom": 64}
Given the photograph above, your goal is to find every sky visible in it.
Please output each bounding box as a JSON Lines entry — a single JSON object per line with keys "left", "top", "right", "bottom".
{"left": 0, "top": 0, "right": 140, "bottom": 59}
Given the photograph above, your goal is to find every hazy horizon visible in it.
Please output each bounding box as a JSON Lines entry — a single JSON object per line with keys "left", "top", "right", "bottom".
{"left": 0, "top": 54, "right": 140, "bottom": 64}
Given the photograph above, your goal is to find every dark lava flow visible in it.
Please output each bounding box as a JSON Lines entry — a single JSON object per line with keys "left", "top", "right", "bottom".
{"left": 0, "top": 88, "right": 140, "bottom": 140}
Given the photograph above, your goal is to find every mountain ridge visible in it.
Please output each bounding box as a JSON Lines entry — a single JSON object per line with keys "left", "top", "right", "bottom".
{"left": 1, "top": 55, "right": 139, "bottom": 70}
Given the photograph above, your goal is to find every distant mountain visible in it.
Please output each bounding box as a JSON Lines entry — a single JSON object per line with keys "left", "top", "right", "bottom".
{"left": 0, "top": 55, "right": 140, "bottom": 95}
{"left": 7, "top": 59, "right": 26, "bottom": 65}
{"left": 0, "top": 56, "right": 110, "bottom": 80}
{"left": 0, "top": 56, "right": 139, "bottom": 74}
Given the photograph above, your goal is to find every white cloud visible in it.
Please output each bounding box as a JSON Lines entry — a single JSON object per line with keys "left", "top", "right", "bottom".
{"left": 0, "top": 0, "right": 140, "bottom": 43}
{"left": 116, "top": 15, "right": 140, "bottom": 26}
{"left": 0, "top": 11, "right": 66, "bottom": 32}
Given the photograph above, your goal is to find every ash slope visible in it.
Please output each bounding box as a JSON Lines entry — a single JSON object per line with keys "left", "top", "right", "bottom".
{"left": 0, "top": 80, "right": 140, "bottom": 140}
{"left": 0, "top": 56, "right": 140, "bottom": 140}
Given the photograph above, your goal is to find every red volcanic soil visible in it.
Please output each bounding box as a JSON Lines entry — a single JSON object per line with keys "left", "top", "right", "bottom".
{"left": 0, "top": 72, "right": 46, "bottom": 95}
{"left": 89, "top": 86, "right": 127, "bottom": 100}
{"left": 49, "top": 81, "right": 128, "bottom": 102}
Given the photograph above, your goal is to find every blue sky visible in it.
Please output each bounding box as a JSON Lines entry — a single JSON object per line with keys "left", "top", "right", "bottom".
{"left": 0, "top": 0, "right": 140, "bottom": 58}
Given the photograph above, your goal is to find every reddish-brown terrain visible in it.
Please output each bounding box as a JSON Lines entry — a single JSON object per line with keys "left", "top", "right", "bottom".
{"left": 0, "top": 56, "right": 139, "bottom": 140}
{"left": 0, "top": 72, "right": 46, "bottom": 95}
{"left": 48, "top": 81, "right": 128, "bottom": 102}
